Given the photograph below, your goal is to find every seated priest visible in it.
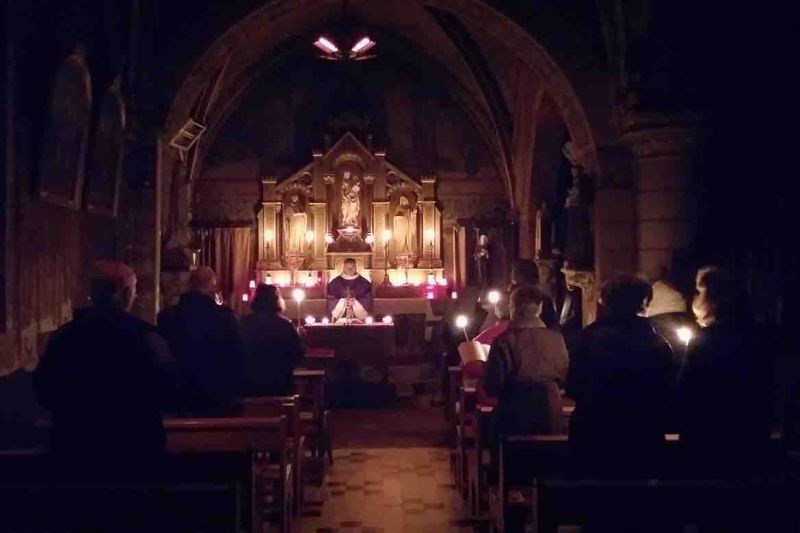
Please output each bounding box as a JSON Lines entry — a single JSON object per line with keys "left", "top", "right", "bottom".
{"left": 327, "top": 258, "right": 374, "bottom": 322}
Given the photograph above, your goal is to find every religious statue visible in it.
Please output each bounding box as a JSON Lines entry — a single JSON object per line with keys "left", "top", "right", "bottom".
{"left": 474, "top": 234, "right": 490, "bottom": 288}
{"left": 393, "top": 195, "right": 417, "bottom": 256}
{"left": 562, "top": 142, "right": 593, "bottom": 268}
{"left": 327, "top": 257, "right": 374, "bottom": 322}
{"left": 535, "top": 201, "right": 553, "bottom": 259}
{"left": 285, "top": 193, "right": 308, "bottom": 253}
{"left": 340, "top": 171, "right": 361, "bottom": 226}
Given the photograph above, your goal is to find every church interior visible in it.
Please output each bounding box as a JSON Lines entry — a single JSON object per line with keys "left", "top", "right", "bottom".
{"left": 1, "top": 0, "right": 798, "bottom": 531}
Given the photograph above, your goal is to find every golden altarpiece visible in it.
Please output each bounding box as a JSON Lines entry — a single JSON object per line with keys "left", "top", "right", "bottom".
{"left": 256, "top": 133, "right": 444, "bottom": 288}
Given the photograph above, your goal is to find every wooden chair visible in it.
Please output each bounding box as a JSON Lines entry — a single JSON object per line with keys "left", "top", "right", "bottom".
{"left": 164, "top": 416, "right": 291, "bottom": 533}
{"left": 243, "top": 395, "right": 305, "bottom": 516}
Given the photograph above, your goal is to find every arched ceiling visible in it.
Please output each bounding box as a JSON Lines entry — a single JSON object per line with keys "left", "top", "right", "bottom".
{"left": 163, "top": 0, "right": 601, "bottom": 211}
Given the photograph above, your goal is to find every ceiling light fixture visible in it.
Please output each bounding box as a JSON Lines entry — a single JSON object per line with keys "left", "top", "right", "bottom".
{"left": 351, "top": 36, "right": 375, "bottom": 54}
{"left": 313, "top": 34, "right": 376, "bottom": 61}
{"left": 314, "top": 36, "right": 340, "bottom": 55}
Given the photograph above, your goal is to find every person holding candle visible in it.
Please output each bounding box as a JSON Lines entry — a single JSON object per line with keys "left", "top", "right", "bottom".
{"left": 240, "top": 284, "right": 305, "bottom": 396}
{"left": 678, "top": 266, "right": 770, "bottom": 472}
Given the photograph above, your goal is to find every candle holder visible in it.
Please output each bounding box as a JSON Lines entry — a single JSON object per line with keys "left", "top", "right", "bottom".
{"left": 381, "top": 229, "right": 392, "bottom": 288}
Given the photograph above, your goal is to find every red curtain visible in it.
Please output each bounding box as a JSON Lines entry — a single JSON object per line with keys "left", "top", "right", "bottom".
{"left": 199, "top": 226, "right": 254, "bottom": 314}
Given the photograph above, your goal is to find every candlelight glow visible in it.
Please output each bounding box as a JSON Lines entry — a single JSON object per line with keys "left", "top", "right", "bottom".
{"left": 305, "top": 315, "right": 316, "bottom": 325}
{"left": 382, "top": 315, "right": 393, "bottom": 324}
{"left": 425, "top": 228, "right": 435, "bottom": 243}
{"left": 242, "top": 293, "right": 249, "bottom": 302}
{"left": 321, "top": 317, "right": 330, "bottom": 325}
{"left": 676, "top": 326, "right": 693, "bottom": 346}
{"left": 426, "top": 291, "right": 434, "bottom": 300}
{"left": 365, "top": 316, "right": 374, "bottom": 325}
{"left": 487, "top": 290, "right": 501, "bottom": 305}
{"left": 382, "top": 228, "right": 393, "bottom": 242}
{"left": 249, "top": 280, "right": 256, "bottom": 290}
{"left": 265, "top": 229, "right": 274, "bottom": 242}
{"left": 292, "top": 288, "right": 306, "bottom": 302}
{"left": 451, "top": 291, "right": 458, "bottom": 299}
{"left": 455, "top": 315, "right": 468, "bottom": 329}
{"left": 305, "top": 230, "right": 315, "bottom": 244}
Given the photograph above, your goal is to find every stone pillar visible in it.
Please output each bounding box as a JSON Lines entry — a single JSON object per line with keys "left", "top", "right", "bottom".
{"left": 621, "top": 115, "right": 699, "bottom": 280}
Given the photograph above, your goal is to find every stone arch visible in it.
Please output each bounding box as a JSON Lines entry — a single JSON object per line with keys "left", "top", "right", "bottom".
{"left": 87, "top": 78, "right": 125, "bottom": 216}
{"left": 38, "top": 47, "right": 92, "bottom": 209}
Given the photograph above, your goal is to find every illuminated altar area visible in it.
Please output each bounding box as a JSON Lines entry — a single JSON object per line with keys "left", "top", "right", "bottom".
{"left": 255, "top": 132, "right": 446, "bottom": 298}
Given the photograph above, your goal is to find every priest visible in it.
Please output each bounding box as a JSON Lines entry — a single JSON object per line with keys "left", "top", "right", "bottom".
{"left": 327, "top": 258, "right": 374, "bottom": 322}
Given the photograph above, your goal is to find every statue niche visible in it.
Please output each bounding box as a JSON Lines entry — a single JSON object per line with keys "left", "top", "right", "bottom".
{"left": 336, "top": 159, "right": 364, "bottom": 230}
{"left": 392, "top": 192, "right": 418, "bottom": 259}
{"left": 284, "top": 192, "right": 308, "bottom": 255}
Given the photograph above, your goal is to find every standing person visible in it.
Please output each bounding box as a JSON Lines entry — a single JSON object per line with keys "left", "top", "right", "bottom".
{"left": 509, "top": 259, "right": 558, "bottom": 329}
{"left": 484, "top": 286, "right": 569, "bottom": 435}
{"left": 240, "top": 284, "right": 304, "bottom": 396}
{"left": 678, "top": 266, "right": 770, "bottom": 470}
{"left": 566, "top": 274, "right": 676, "bottom": 470}
{"left": 158, "top": 266, "right": 244, "bottom": 415}
{"left": 34, "top": 260, "right": 173, "bottom": 476}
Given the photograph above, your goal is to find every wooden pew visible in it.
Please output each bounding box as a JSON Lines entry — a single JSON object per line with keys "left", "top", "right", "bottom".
{"left": 0, "top": 417, "right": 290, "bottom": 533}
{"left": 164, "top": 415, "right": 291, "bottom": 533}
{"left": 242, "top": 395, "right": 304, "bottom": 516}
{"left": 293, "top": 368, "right": 332, "bottom": 483}
{"left": 454, "top": 383, "right": 477, "bottom": 498}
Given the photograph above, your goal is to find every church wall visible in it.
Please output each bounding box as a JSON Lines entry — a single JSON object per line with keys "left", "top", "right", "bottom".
{"left": 1, "top": 1, "right": 133, "bottom": 377}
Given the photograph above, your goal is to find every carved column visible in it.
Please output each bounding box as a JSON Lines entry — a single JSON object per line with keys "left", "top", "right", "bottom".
{"left": 621, "top": 113, "right": 700, "bottom": 280}
{"left": 363, "top": 173, "right": 375, "bottom": 237}
{"left": 309, "top": 202, "right": 327, "bottom": 269}
{"left": 323, "top": 172, "right": 335, "bottom": 231}
{"left": 419, "top": 176, "right": 442, "bottom": 268}
{"left": 373, "top": 201, "right": 390, "bottom": 267}
{"left": 258, "top": 178, "right": 282, "bottom": 269}
{"left": 562, "top": 268, "right": 598, "bottom": 326}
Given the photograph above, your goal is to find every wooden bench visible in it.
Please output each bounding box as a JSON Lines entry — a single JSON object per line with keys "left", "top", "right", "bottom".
{"left": 242, "top": 395, "right": 304, "bottom": 515}
{"left": 164, "top": 415, "right": 291, "bottom": 533}
{"left": 0, "top": 416, "right": 290, "bottom": 533}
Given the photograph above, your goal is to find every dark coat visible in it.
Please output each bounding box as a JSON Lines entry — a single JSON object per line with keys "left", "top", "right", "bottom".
{"left": 566, "top": 316, "right": 676, "bottom": 452}
{"left": 484, "top": 321, "right": 569, "bottom": 434}
{"left": 33, "top": 307, "right": 172, "bottom": 470}
{"left": 678, "top": 322, "right": 771, "bottom": 461}
{"left": 240, "top": 311, "right": 304, "bottom": 396}
{"left": 158, "top": 291, "right": 244, "bottom": 415}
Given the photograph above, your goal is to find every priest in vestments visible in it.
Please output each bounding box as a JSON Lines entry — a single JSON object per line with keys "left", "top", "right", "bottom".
{"left": 327, "top": 258, "right": 374, "bottom": 322}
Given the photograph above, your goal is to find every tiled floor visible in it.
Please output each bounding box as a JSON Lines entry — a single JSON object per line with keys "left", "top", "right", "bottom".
{"left": 299, "top": 447, "right": 481, "bottom": 533}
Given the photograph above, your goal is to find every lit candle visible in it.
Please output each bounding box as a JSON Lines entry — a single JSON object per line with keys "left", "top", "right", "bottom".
{"left": 365, "top": 316, "right": 374, "bottom": 325}
{"left": 321, "top": 317, "right": 330, "bottom": 325}
{"left": 451, "top": 291, "right": 458, "bottom": 299}
{"left": 305, "top": 230, "right": 315, "bottom": 244}
{"left": 676, "top": 326, "right": 693, "bottom": 347}
{"left": 305, "top": 315, "right": 316, "bottom": 325}
{"left": 249, "top": 279, "right": 256, "bottom": 290}
{"left": 242, "top": 293, "right": 249, "bottom": 302}
{"left": 426, "top": 291, "right": 434, "bottom": 300}
{"left": 455, "top": 314, "right": 469, "bottom": 342}
{"left": 487, "top": 290, "right": 501, "bottom": 305}
{"left": 382, "top": 315, "right": 393, "bottom": 324}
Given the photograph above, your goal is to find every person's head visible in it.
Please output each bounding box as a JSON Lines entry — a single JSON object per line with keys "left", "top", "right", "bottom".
{"left": 342, "top": 258, "right": 357, "bottom": 276}
{"left": 599, "top": 274, "right": 653, "bottom": 318}
{"left": 509, "top": 285, "right": 544, "bottom": 322}
{"left": 89, "top": 260, "right": 137, "bottom": 312}
{"left": 692, "top": 266, "right": 744, "bottom": 327}
{"left": 251, "top": 284, "right": 285, "bottom": 314}
{"left": 188, "top": 266, "right": 217, "bottom": 297}
{"left": 511, "top": 259, "right": 540, "bottom": 287}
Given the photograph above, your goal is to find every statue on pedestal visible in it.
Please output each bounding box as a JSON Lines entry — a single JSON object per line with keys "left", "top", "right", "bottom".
{"left": 562, "top": 142, "right": 594, "bottom": 269}
{"left": 341, "top": 171, "right": 361, "bottom": 226}
{"left": 285, "top": 193, "right": 308, "bottom": 254}
{"left": 393, "top": 195, "right": 417, "bottom": 256}
{"left": 474, "top": 234, "right": 490, "bottom": 288}
{"left": 535, "top": 201, "right": 553, "bottom": 259}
